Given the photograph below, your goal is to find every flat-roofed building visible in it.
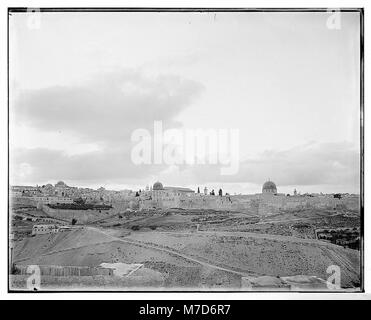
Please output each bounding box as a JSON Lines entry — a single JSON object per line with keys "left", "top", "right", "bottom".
{"left": 32, "top": 224, "right": 59, "bottom": 235}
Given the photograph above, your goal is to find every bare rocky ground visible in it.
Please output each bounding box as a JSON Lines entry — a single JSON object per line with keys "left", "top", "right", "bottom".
{"left": 10, "top": 208, "right": 361, "bottom": 291}
{"left": 125, "top": 230, "right": 360, "bottom": 288}
{"left": 10, "top": 269, "right": 164, "bottom": 291}
{"left": 11, "top": 228, "right": 242, "bottom": 290}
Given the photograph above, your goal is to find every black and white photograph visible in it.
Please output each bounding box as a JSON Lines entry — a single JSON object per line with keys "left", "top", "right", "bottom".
{"left": 7, "top": 7, "right": 363, "bottom": 293}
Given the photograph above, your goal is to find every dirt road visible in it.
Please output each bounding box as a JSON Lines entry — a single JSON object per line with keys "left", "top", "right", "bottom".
{"left": 15, "top": 227, "right": 250, "bottom": 277}
{"left": 150, "top": 229, "right": 345, "bottom": 249}
{"left": 90, "top": 227, "right": 250, "bottom": 277}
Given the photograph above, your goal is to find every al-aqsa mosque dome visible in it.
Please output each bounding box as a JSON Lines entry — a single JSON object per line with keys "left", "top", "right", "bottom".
{"left": 153, "top": 181, "right": 164, "bottom": 190}
{"left": 55, "top": 181, "right": 67, "bottom": 187}
{"left": 262, "top": 180, "right": 277, "bottom": 194}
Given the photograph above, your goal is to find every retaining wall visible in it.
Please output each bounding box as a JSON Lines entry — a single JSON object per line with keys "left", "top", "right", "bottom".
{"left": 42, "top": 205, "right": 115, "bottom": 224}
{"left": 14, "top": 264, "right": 114, "bottom": 277}
{"left": 139, "top": 193, "right": 360, "bottom": 215}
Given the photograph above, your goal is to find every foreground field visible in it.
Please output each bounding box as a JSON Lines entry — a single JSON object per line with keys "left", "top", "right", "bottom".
{"left": 10, "top": 208, "right": 361, "bottom": 291}
{"left": 124, "top": 229, "right": 360, "bottom": 288}
{"left": 12, "top": 232, "right": 360, "bottom": 290}
{"left": 12, "top": 228, "right": 242, "bottom": 290}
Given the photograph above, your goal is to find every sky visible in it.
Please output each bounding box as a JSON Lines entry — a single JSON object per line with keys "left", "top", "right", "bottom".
{"left": 9, "top": 10, "right": 361, "bottom": 194}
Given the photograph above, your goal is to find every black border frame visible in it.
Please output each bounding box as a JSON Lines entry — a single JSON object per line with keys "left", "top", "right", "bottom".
{"left": 7, "top": 7, "right": 365, "bottom": 294}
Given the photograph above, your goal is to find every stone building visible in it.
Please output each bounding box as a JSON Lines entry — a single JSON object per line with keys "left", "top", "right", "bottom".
{"left": 139, "top": 181, "right": 195, "bottom": 209}
{"left": 32, "top": 224, "right": 59, "bottom": 235}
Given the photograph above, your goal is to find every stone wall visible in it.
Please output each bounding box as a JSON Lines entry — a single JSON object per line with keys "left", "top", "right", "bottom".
{"left": 111, "top": 200, "right": 132, "bottom": 212}
{"left": 139, "top": 193, "right": 360, "bottom": 216}
{"left": 10, "top": 196, "right": 35, "bottom": 206}
{"left": 14, "top": 264, "right": 113, "bottom": 277}
{"left": 42, "top": 205, "right": 115, "bottom": 224}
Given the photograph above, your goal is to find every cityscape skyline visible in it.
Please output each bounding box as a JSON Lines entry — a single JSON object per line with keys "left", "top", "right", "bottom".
{"left": 10, "top": 179, "right": 361, "bottom": 196}
{"left": 7, "top": 7, "right": 363, "bottom": 295}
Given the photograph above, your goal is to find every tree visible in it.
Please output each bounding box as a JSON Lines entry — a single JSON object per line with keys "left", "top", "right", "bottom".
{"left": 135, "top": 191, "right": 140, "bottom": 197}
{"left": 197, "top": 187, "right": 200, "bottom": 193}
{"left": 71, "top": 218, "right": 77, "bottom": 225}
{"left": 218, "top": 189, "right": 223, "bottom": 196}
{"left": 210, "top": 189, "right": 215, "bottom": 196}
{"left": 74, "top": 197, "right": 85, "bottom": 205}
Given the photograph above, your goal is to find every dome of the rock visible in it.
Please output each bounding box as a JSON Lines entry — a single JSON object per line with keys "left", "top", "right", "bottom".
{"left": 153, "top": 181, "right": 164, "bottom": 190}
{"left": 262, "top": 180, "right": 277, "bottom": 194}
{"left": 55, "top": 181, "right": 67, "bottom": 187}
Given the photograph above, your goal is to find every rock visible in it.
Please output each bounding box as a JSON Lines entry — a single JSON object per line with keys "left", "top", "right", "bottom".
{"left": 241, "top": 275, "right": 291, "bottom": 290}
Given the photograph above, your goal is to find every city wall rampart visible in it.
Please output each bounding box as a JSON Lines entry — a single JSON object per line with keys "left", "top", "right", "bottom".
{"left": 139, "top": 193, "right": 360, "bottom": 215}
{"left": 42, "top": 205, "right": 115, "bottom": 224}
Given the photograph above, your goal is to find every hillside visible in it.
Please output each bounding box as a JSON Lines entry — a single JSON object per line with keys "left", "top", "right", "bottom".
{"left": 12, "top": 226, "right": 360, "bottom": 289}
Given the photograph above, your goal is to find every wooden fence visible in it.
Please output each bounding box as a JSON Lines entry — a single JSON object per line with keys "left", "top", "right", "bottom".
{"left": 14, "top": 264, "right": 114, "bottom": 277}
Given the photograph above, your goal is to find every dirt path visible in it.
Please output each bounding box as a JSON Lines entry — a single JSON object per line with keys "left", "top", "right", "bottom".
{"left": 14, "top": 241, "right": 112, "bottom": 263}
{"left": 256, "top": 217, "right": 314, "bottom": 224}
{"left": 153, "top": 229, "right": 343, "bottom": 249}
{"left": 256, "top": 212, "right": 344, "bottom": 225}
{"left": 91, "top": 227, "right": 250, "bottom": 277}
{"left": 15, "top": 227, "right": 251, "bottom": 277}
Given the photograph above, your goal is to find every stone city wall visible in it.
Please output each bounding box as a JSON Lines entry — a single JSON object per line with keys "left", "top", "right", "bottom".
{"left": 138, "top": 193, "right": 360, "bottom": 215}
{"left": 10, "top": 196, "right": 35, "bottom": 206}
{"left": 42, "top": 205, "right": 116, "bottom": 224}
{"left": 255, "top": 194, "right": 359, "bottom": 215}
{"left": 111, "top": 200, "right": 132, "bottom": 211}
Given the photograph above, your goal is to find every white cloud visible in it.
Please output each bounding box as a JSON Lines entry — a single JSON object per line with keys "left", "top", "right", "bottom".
{"left": 13, "top": 69, "right": 204, "bottom": 146}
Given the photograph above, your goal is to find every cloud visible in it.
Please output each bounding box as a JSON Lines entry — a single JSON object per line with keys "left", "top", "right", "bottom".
{"left": 13, "top": 69, "right": 204, "bottom": 146}
{"left": 11, "top": 142, "right": 360, "bottom": 192}
{"left": 240, "top": 142, "right": 360, "bottom": 186}
{"left": 10, "top": 147, "right": 167, "bottom": 185}
{"left": 164, "top": 141, "right": 360, "bottom": 188}
{"left": 142, "top": 50, "right": 205, "bottom": 69}
{"left": 11, "top": 69, "right": 205, "bottom": 186}
{"left": 11, "top": 69, "right": 359, "bottom": 192}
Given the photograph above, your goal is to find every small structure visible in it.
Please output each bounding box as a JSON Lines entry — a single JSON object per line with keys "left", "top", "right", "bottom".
{"left": 32, "top": 224, "right": 59, "bottom": 235}
{"left": 241, "top": 275, "right": 291, "bottom": 291}
{"left": 241, "top": 275, "right": 330, "bottom": 291}
{"left": 99, "top": 263, "right": 143, "bottom": 277}
{"left": 58, "top": 226, "right": 72, "bottom": 232}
